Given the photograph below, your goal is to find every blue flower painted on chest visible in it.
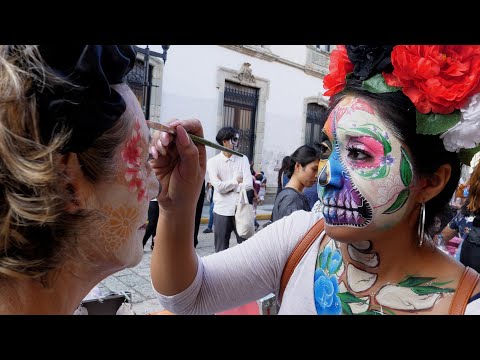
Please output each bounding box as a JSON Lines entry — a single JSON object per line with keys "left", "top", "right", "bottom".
{"left": 314, "top": 246, "right": 343, "bottom": 315}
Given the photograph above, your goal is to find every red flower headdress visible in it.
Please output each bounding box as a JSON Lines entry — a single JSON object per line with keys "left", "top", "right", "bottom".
{"left": 323, "top": 45, "right": 480, "bottom": 165}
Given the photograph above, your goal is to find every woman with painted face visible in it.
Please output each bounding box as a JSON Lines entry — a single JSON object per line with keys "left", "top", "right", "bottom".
{"left": 150, "top": 45, "right": 480, "bottom": 315}
{"left": 0, "top": 46, "right": 159, "bottom": 314}
{"left": 271, "top": 145, "right": 320, "bottom": 223}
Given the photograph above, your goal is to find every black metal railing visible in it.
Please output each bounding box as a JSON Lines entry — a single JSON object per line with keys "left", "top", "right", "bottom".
{"left": 305, "top": 103, "right": 327, "bottom": 146}
{"left": 223, "top": 81, "right": 259, "bottom": 160}
{"left": 125, "top": 45, "right": 169, "bottom": 119}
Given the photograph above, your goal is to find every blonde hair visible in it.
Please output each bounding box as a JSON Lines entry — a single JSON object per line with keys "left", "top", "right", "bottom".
{"left": 0, "top": 45, "right": 129, "bottom": 282}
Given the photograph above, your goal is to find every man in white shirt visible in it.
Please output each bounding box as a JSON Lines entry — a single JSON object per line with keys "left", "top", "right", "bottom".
{"left": 207, "top": 127, "right": 253, "bottom": 252}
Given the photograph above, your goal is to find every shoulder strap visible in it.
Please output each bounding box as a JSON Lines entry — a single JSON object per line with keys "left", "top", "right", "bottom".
{"left": 449, "top": 266, "right": 480, "bottom": 315}
{"left": 279, "top": 218, "right": 325, "bottom": 303}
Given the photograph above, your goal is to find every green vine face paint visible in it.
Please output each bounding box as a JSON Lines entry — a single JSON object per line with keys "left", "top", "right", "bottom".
{"left": 318, "top": 96, "right": 414, "bottom": 231}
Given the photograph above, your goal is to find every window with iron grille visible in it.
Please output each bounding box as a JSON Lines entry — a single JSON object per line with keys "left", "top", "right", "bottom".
{"left": 305, "top": 103, "right": 327, "bottom": 146}
{"left": 125, "top": 59, "right": 153, "bottom": 118}
{"left": 223, "top": 81, "right": 259, "bottom": 160}
{"left": 315, "top": 45, "right": 331, "bottom": 52}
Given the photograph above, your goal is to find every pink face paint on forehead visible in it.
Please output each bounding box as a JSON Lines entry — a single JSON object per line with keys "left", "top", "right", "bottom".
{"left": 324, "top": 97, "right": 378, "bottom": 140}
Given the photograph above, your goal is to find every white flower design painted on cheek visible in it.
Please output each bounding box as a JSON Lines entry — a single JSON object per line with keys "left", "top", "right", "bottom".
{"left": 376, "top": 174, "right": 405, "bottom": 207}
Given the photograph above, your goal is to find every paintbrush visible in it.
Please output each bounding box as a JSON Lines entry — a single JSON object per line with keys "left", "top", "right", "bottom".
{"left": 146, "top": 120, "right": 244, "bottom": 157}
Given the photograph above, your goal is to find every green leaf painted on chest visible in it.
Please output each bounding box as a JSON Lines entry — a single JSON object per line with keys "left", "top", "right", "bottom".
{"left": 356, "top": 310, "right": 383, "bottom": 315}
{"left": 430, "top": 280, "right": 453, "bottom": 287}
{"left": 337, "top": 292, "right": 367, "bottom": 304}
{"left": 410, "top": 286, "right": 455, "bottom": 295}
{"left": 341, "top": 301, "right": 353, "bottom": 315}
{"left": 326, "top": 250, "right": 332, "bottom": 270}
{"left": 398, "top": 276, "right": 434, "bottom": 287}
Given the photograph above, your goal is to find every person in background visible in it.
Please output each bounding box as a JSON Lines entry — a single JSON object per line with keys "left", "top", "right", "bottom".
{"left": 437, "top": 163, "right": 480, "bottom": 271}
{"left": 0, "top": 45, "right": 159, "bottom": 314}
{"left": 194, "top": 181, "right": 206, "bottom": 248}
{"left": 271, "top": 145, "right": 320, "bottom": 223}
{"left": 253, "top": 173, "right": 262, "bottom": 230}
{"left": 303, "top": 182, "right": 320, "bottom": 210}
{"left": 203, "top": 181, "right": 214, "bottom": 234}
{"left": 276, "top": 156, "right": 291, "bottom": 195}
{"left": 143, "top": 199, "right": 159, "bottom": 250}
{"left": 205, "top": 127, "right": 252, "bottom": 252}
{"left": 258, "top": 171, "right": 267, "bottom": 204}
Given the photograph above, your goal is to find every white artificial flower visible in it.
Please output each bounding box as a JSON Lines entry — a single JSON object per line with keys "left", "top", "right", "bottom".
{"left": 441, "top": 93, "right": 480, "bottom": 152}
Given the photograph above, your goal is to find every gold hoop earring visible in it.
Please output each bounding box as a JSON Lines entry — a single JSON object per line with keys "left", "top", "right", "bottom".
{"left": 417, "top": 202, "right": 426, "bottom": 247}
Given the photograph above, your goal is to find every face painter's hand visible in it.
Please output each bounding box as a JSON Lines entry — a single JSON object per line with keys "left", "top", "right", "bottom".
{"left": 148, "top": 119, "right": 206, "bottom": 213}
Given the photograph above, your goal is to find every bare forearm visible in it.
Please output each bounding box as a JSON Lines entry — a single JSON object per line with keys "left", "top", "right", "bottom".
{"left": 151, "top": 209, "right": 198, "bottom": 296}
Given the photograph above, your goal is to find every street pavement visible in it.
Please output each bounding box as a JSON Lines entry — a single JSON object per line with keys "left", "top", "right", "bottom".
{"left": 97, "top": 204, "right": 273, "bottom": 315}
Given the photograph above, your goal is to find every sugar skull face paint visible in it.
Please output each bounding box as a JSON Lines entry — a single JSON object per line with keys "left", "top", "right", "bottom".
{"left": 318, "top": 96, "right": 414, "bottom": 230}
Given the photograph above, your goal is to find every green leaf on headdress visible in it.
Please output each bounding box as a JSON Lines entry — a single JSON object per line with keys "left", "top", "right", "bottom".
{"left": 458, "top": 145, "right": 480, "bottom": 166}
{"left": 362, "top": 74, "right": 400, "bottom": 94}
{"left": 416, "top": 111, "right": 461, "bottom": 135}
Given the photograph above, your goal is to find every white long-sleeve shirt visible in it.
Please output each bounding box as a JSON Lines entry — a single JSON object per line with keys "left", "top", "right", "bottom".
{"left": 206, "top": 152, "right": 252, "bottom": 216}
{"left": 154, "top": 208, "right": 480, "bottom": 315}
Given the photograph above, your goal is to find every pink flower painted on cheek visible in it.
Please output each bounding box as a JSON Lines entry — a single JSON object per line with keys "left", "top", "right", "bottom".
{"left": 122, "top": 118, "right": 148, "bottom": 203}
{"left": 121, "top": 133, "right": 142, "bottom": 167}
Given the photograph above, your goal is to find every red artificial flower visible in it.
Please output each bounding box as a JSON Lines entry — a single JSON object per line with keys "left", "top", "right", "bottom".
{"left": 323, "top": 45, "right": 354, "bottom": 97}
{"left": 383, "top": 45, "right": 480, "bottom": 114}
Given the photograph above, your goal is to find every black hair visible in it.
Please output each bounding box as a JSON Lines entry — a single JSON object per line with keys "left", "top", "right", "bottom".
{"left": 277, "top": 156, "right": 291, "bottom": 191}
{"left": 327, "top": 79, "right": 461, "bottom": 238}
{"left": 286, "top": 145, "right": 321, "bottom": 179}
{"left": 215, "top": 126, "right": 238, "bottom": 146}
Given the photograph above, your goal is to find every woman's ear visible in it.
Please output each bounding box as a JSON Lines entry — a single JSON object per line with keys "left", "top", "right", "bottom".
{"left": 295, "top": 161, "right": 302, "bottom": 173}
{"left": 59, "top": 153, "right": 92, "bottom": 214}
{"left": 415, "top": 164, "right": 452, "bottom": 203}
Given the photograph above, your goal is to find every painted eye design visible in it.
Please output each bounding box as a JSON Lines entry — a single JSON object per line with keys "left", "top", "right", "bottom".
{"left": 345, "top": 146, "right": 372, "bottom": 161}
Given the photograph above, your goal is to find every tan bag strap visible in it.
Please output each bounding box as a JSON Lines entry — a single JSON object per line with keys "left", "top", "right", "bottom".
{"left": 449, "top": 266, "right": 480, "bottom": 315}
{"left": 279, "top": 218, "right": 324, "bottom": 302}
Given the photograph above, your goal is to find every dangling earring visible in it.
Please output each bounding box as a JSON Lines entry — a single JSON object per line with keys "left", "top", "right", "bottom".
{"left": 417, "top": 202, "right": 426, "bottom": 247}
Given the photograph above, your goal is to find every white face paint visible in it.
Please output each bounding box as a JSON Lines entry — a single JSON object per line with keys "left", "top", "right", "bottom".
{"left": 93, "top": 84, "right": 158, "bottom": 269}
{"left": 318, "top": 96, "right": 415, "bottom": 232}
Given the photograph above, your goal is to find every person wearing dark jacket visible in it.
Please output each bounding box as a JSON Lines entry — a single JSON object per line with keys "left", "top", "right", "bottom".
{"left": 271, "top": 145, "right": 320, "bottom": 223}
